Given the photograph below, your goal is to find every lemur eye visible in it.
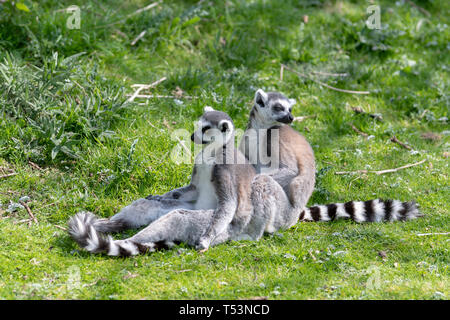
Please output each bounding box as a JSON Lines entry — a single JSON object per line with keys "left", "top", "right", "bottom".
{"left": 273, "top": 104, "right": 284, "bottom": 112}
{"left": 289, "top": 107, "right": 292, "bottom": 113}
{"left": 202, "top": 126, "right": 211, "bottom": 133}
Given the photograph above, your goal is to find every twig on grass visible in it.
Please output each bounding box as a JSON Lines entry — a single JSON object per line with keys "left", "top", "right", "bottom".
{"left": 416, "top": 232, "right": 449, "bottom": 236}
{"left": 390, "top": 136, "right": 412, "bottom": 150}
{"left": 311, "top": 70, "right": 348, "bottom": 77}
{"left": 174, "top": 269, "right": 192, "bottom": 273}
{"left": 406, "top": 0, "right": 431, "bottom": 17}
{"left": 293, "top": 115, "right": 316, "bottom": 122}
{"left": 0, "top": 172, "right": 18, "bottom": 179}
{"left": 335, "top": 159, "right": 426, "bottom": 175}
{"left": 19, "top": 201, "right": 38, "bottom": 224}
{"left": 281, "top": 64, "right": 370, "bottom": 95}
{"left": 350, "top": 124, "right": 369, "bottom": 138}
{"left": 131, "top": 77, "right": 167, "bottom": 89}
{"left": 126, "top": 94, "right": 196, "bottom": 99}
{"left": 95, "top": 1, "right": 162, "bottom": 28}
{"left": 127, "top": 77, "right": 167, "bottom": 102}
{"left": 16, "top": 218, "right": 32, "bottom": 225}
{"left": 131, "top": 30, "right": 147, "bottom": 46}
{"left": 54, "top": 225, "right": 68, "bottom": 231}
{"left": 28, "top": 161, "right": 44, "bottom": 172}
{"left": 127, "top": 1, "right": 161, "bottom": 18}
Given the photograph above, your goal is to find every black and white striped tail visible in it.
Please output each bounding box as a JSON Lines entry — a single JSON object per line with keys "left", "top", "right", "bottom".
{"left": 68, "top": 212, "right": 172, "bottom": 257}
{"left": 299, "top": 199, "right": 422, "bottom": 223}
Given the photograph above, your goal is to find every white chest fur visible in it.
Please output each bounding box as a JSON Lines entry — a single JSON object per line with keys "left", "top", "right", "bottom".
{"left": 193, "top": 153, "right": 218, "bottom": 210}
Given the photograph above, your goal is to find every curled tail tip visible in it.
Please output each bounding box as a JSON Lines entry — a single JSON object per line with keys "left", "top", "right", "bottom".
{"left": 68, "top": 212, "right": 151, "bottom": 257}
{"left": 402, "top": 200, "right": 423, "bottom": 219}
{"left": 68, "top": 211, "right": 95, "bottom": 240}
{"left": 68, "top": 212, "right": 111, "bottom": 254}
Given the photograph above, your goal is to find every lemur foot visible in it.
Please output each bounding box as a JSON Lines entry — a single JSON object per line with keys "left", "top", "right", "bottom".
{"left": 195, "top": 237, "right": 211, "bottom": 251}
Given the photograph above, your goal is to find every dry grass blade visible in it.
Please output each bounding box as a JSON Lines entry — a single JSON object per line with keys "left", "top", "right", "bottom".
{"left": 19, "top": 201, "right": 38, "bottom": 224}
{"left": 131, "top": 30, "right": 147, "bottom": 46}
{"left": 293, "top": 115, "right": 316, "bottom": 122}
{"left": 282, "top": 64, "right": 370, "bottom": 94}
{"left": 390, "top": 136, "right": 412, "bottom": 150}
{"left": 416, "top": 232, "right": 449, "bottom": 236}
{"left": 335, "top": 159, "right": 426, "bottom": 175}
{"left": 350, "top": 124, "right": 369, "bottom": 138}
{"left": 0, "top": 172, "right": 18, "bottom": 179}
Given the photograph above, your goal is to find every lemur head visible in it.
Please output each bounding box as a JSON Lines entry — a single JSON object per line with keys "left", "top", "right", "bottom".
{"left": 191, "top": 106, "right": 234, "bottom": 146}
{"left": 251, "top": 89, "right": 296, "bottom": 127}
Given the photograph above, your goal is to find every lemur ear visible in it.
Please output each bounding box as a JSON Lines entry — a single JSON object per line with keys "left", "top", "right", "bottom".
{"left": 288, "top": 98, "right": 296, "bottom": 106}
{"left": 255, "top": 89, "right": 268, "bottom": 108}
{"left": 204, "top": 106, "right": 215, "bottom": 113}
{"left": 218, "top": 120, "right": 232, "bottom": 133}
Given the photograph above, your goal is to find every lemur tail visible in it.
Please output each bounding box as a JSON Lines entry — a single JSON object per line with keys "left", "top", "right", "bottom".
{"left": 67, "top": 212, "right": 169, "bottom": 256}
{"left": 299, "top": 199, "right": 422, "bottom": 223}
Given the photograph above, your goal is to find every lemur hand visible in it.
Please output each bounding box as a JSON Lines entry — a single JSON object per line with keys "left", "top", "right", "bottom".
{"left": 195, "top": 237, "right": 211, "bottom": 251}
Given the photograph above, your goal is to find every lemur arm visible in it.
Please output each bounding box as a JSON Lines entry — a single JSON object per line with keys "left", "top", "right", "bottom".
{"left": 267, "top": 166, "right": 297, "bottom": 191}
{"left": 148, "top": 184, "right": 198, "bottom": 202}
{"left": 162, "top": 184, "right": 198, "bottom": 201}
{"left": 196, "top": 168, "right": 237, "bottom": 250}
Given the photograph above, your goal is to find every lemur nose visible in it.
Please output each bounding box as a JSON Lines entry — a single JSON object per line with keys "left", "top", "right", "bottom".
{"left": 288, "top": 114, "right": 294, "bottom": 122}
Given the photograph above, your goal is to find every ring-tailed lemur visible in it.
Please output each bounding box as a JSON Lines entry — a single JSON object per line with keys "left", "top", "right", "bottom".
{"left": 89, "top": 106, "right": 249, "bottom": 234}
{"left": 239, "top": 89, "right": 422, "bottom": 228}
{"left": 68, "top": 108, "right": 269, "bottom": 256}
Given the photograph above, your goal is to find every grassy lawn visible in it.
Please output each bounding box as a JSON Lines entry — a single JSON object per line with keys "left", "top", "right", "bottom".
{"left": 0, "top": 0, "right": 448, "bottom": 299}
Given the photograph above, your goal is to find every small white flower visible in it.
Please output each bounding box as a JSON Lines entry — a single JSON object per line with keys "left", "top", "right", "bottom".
{"left": 19, "top": 196, "right": 31, "bottom": 203}
{"left": 284, "top": 253, "right": 296, "bottom": 260}
{"left": 333, "top": 251, "right": 347, "bottom": 256}
{"left": 7, "top": 202, "right": 24, "bottom": 213}
{"left": 174, "top": 99, "right": 184, "bottom": 106}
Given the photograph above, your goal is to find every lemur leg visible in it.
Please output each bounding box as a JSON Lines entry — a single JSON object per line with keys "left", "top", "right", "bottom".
{"left": 247, "top": 174, "right": 292, "bottom": 238}
{"left": 128, "top": 209, "right": 215, "bottom": 247}
{"left": 69, "top": 209, "right": 234, "bottom": 256}
{"left": 287, "top": 174, "right": 315, "bottom": 224}
{"left": 93, "top": 198, "right": 195, "bottom": 233}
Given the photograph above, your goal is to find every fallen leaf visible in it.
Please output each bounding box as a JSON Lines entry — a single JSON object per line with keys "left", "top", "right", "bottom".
{"left": 421, "top": 132, "right": 442, "bottom": 141}
{"left": 247, "top": 296, "right": 268, "bottom": 300}
{"left": 172, "top": 86, "right": 184, "bottom": 98}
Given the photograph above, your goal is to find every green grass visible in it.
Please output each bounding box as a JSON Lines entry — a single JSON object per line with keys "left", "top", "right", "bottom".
{"left": 0, "top": 0, "right": 448, "bottom": 299}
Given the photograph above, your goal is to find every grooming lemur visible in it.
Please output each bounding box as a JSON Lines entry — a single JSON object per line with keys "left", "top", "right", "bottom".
{"left": 68, "top": 108, "right": 271, "bottom": 256}
{"left": 240, "top": 89, "right": 421, "bottom": 227}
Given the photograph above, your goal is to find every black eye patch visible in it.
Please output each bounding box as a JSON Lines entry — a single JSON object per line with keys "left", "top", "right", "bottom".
{"left": 202, "top": 125, "right": 211, "bottom": 133}
{"left": 273, "top": 104, "right": 284, "bottom": 112}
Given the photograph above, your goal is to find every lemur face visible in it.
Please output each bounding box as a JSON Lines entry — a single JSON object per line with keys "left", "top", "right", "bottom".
{"left": 254, "top": 89, "right": 296, "bottom": 125}
{"left": 191, "top": 106, "right": 234, "bottom": 146}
